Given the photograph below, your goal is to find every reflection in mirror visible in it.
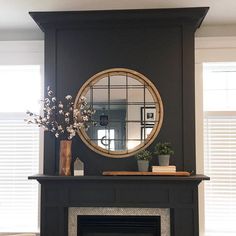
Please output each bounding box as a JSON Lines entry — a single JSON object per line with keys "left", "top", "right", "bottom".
{"left": 75, "top": 68, "right": 163, "bottom": 158}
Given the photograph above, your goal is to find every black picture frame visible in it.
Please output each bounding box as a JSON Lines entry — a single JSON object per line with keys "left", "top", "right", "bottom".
{"left": 141, "top": 107, "right": 156, "bottom": 125}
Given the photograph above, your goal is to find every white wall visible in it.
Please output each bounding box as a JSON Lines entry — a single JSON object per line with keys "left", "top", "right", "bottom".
{"left": 196, "top": 25, "right": 236, "bottom": 38}
{"left": 0, "top": 30, "right": 43, "bottom": 41}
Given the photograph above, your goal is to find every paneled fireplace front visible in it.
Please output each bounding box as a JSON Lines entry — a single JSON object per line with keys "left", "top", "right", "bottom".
{"left": 29, "top": 175, "right": 209, "bottom": 236}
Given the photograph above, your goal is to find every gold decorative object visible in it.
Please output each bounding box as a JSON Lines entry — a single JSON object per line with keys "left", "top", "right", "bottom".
{"left": 59, "top": 140, "right": 72, "bottom": 176}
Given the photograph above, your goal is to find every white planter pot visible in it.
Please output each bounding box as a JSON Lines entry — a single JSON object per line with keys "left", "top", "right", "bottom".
{"left": 137, "top": 160, "right": 149, "bottom": 172}
{"left": 158, "top": 155, "right": 170, "bottom": 166}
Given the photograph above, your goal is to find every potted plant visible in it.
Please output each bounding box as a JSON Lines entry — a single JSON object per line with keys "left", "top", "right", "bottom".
{"left": 154, "top": 142, "right": 174, "bottom": 166}
{"left": 135, "top": 150, "right": 152, "bottom": 172}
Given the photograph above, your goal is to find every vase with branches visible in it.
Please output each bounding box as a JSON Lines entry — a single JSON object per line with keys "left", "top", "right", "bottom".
{"left": 26, "top": 86, "right": 95, "bottom": 175}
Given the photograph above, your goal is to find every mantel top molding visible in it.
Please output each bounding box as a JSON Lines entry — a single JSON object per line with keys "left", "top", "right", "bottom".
{"left": 29, "top": 174, "right": 210, "bottom": 183}
{"left": 29, "top": 7, "right": 209, "bottom": 32}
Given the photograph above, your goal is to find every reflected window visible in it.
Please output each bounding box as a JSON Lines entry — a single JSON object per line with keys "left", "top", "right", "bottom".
{"left": 97, "top": 129, "right": 115, "bottom": 151}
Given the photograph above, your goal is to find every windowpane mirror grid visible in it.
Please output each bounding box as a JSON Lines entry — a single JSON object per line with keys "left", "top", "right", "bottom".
{"left": 203, "top": 62, "right": 236, "bottom": 236}
{"left": 93, "top": 88, "right": 108, "bottom": 105}
{"left": 75, "top": 68, "right": 163, "bottom": 158}
{"left": 110, "top": 88, "right": 127, "bottom": 103}
{"left": 128, "top": 87, "right": 144, "bottom": 103}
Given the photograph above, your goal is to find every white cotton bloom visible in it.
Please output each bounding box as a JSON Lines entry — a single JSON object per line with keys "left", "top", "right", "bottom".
{"left": 48, "top": 90, "right": 53, "bottom": 97}
{"left": 65, "top": 95, "right": 72, "bottom": 100}
{"left": 45, "top": 98, "right": 50, "bottom": 104}
{"left": 58, "top": 102, "right": 63, "bottom": 109}
{"left": 83, "top": 116, "right": 89, "bottom": 121}
{"left": 58, "top": 125, "right": 63, "bottom": 131}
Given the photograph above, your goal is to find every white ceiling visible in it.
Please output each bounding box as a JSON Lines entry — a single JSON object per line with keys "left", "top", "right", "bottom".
{"left": 0, "top": 0, "right": 236, "bottom": 31}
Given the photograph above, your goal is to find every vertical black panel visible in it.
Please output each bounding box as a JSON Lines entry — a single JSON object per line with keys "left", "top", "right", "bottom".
{"left": 182, "top": 24, "right": 196, "bottom": 172}
{"left": 193, "top": 188, "right": 200, "bottom": 236}
{"left": 43, "top": 207, "right": 61, "bottom": 235}
{"left": 172, "top": 208, "right": 194, "bottom": 236}
{"left": 59, "top": 207, "right": 68, "bottom": 236}
{"left": 43, "top": 28, "right": 57, "bottom": 174}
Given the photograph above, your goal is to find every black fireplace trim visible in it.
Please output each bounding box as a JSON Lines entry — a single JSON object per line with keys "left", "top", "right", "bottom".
{"left": 29, "top": 174, "right": 209, "bottom": 182}
{"left": 29, "top": 174, "right": 209, "bottom": 236}
{"left": 29, "top": 8, "right": 209, "bottom": 33}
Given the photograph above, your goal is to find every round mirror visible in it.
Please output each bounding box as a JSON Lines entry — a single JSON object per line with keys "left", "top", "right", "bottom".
{"left": 75, "top": 68, "right": 163, "bottom": 158}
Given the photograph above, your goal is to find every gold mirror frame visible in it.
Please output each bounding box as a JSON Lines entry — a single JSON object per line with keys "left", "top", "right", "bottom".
{"left": 75, "top": 68, "right": 164, "bottom": 158}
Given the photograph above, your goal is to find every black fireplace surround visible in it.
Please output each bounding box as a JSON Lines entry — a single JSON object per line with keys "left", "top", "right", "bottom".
{"left": 29, "top": 7, "right": 210, "bottom": 236}
{"left": 29, "top": 175, "right": 209, "bottom": 236}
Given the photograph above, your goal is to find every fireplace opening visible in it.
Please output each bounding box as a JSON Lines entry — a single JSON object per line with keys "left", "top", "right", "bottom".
{"left": 77, "top": 215, "right": 161, "bottom": 236}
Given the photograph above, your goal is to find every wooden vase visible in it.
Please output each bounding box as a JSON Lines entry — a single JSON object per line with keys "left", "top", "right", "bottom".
{"left": 59, "top": 140, "right": 72, "bottom": 176}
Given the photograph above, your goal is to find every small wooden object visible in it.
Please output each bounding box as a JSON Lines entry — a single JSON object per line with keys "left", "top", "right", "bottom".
{"left": 103, "top": 171, "right": 191, "bottom": 176}
{"left": 74, "top": 157, "right": 84, "bottom": 176}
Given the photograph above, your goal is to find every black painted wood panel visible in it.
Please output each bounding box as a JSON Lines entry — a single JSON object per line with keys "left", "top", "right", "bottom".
{"left": 30, "top": 8, "right": 208, "bottom": 175}
{"left": 56, "top": 26, "right": 183, "bottom": 175}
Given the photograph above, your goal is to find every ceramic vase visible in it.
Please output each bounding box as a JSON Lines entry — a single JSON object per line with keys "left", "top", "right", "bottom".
{"left": 158, "top": 155, "right": 170, "bottom": 166}
{"left": 137, "top": 160, "right": 149, "bottom": 172}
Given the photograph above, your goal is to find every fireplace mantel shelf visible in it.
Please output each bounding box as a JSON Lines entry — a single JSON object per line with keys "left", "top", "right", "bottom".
{"left": 29, "top": 174, "right": 209, "bottom": 182}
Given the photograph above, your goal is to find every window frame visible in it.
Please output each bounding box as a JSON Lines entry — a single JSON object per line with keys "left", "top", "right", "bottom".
{"left": 195, "top": 36, "right": 236, "bottom": 236}
{"left": 0, "top": 41, "right": 44, "bottom": 235}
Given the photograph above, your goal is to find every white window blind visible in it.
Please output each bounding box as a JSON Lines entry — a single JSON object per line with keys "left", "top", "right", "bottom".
{"left": 203, "top": 63, "right": 236, "bottom": 236}
{"left": 0, "top": 65, "right": 41, "bottom": 233}
{"left": 204, "top": 113, "right": 236, "bottom": 236}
